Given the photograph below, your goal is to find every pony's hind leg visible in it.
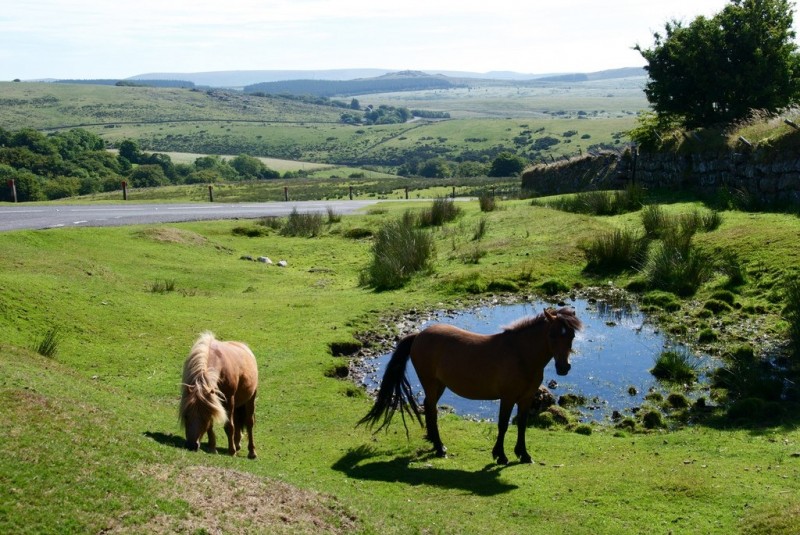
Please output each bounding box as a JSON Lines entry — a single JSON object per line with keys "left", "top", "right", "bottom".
{"left": 233, "top": 405, "right": 247, "bottom": 453}
{"left": 422, "top": 381, "right": 447, "bottom": 457}
{"left": 492, "top": 399, "right": 515, "bottom": 465}
{"left": 513, "top": 401, "right": 533, "bottom": 463}
{"left": 244, "top": 396, "right": 257, "bottom": 460}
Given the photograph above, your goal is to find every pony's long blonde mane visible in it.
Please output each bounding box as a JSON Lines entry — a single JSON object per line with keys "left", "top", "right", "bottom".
{"left": 179, "top": 331, "right": 228, "bottom": 428}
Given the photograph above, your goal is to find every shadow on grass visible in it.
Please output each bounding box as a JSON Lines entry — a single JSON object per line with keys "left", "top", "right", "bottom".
{"left": 144, "top": 431, "right": 186, "bottom": 450}
{"left": 332, "top": 445, "right": 518, "bottom": 496}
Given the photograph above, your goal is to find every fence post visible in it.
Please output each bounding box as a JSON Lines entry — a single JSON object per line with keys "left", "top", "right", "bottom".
{"left": 452, "top": 186, "right": 456, "bottom": 198}
{"left": 349, "top": 185, "right": 353, "bottom": 200}
{"left": 122, "top": 181, "right": 128, "bottom": 201}
{"left": 7, "top": 179, "right": 17, "bottom": 203}
{"left": 284, "top": 186, "right": 289, "bottom": 201}
{"left": 405, "top": 186, "right": 408, "bottom": 200}
{"left": 208, "top": 185, "right": 214, "bottom": 202}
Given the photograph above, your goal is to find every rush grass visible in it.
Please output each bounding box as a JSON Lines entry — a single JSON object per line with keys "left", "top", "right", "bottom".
{"left": 1, "top": 198, "right": 799, "bottom": 534}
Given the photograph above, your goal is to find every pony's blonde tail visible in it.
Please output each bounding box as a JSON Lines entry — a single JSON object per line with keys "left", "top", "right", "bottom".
{"left": 179, "top": 331, "right": 228, "bottom": 427}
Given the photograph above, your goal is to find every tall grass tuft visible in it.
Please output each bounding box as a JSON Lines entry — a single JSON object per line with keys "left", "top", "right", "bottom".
{"left": 280, "top": 208, "right": 324, "bottom": 237}
{"left": 150, "top": 279, "right": 176, "bottom": 293}
{"left": 478, "top": 193, "right": 498, "bottom": 212}
{"left": 361, "top": 211, "right": 435, "bottom": 290}
{"left": 581, "top": 227, "right": 649, "bottom": 272}
{"left": 418, "top": 197, "right": 461, "bottom": 227}
{"left": 641, "top": 204, "right": 670, "bottom": 238}
{"left": 472, "top": 218, "right": 488, "bottom": 241}
{"left": 326, "top": 206, "right": 342, "bottom": 224}
{"left": 785, "top": 276, "right": 800, "bottom": 361}
{"left": 640, "top": 239, "right": 711, "bottom": 296}
{"left": 534, "top": 184, "right": 645, "bottom": 216}
{"left": 651, "top": 348, "right": 699, "bottom": 383}
{"left": 33, "top": 327, "right": 61, "bottom": 359}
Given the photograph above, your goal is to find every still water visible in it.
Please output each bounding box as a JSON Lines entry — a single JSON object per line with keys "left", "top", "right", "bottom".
{"left": 361, "top": 297, "right": 715, "bottom": 423}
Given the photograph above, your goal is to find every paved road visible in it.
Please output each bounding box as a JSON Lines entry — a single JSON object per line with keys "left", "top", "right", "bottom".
{"left": 0, "top": 200, "right": 383, "bottom": 231}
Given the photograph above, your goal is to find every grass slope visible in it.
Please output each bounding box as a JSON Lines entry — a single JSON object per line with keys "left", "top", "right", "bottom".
{"left": 1, "top": 199, "right": 799, "bottom": 533}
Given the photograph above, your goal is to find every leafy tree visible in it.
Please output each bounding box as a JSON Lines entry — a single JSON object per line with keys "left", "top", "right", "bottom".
{"left": 456, "top": 161, "right": 488, "bottom": 178}
{"left": 350, "top": 98, "right": 360, "bottom": 110}
{"left": 128, "top": 164, "right": 168, "bottom": 188}
{"left": 230, "top": 154, "right": 279, "bottom": 179}
{"left": 636, "top": 0, "right": 800, "bottom": 127}
{"left": 418, "top": 158, "right": 452, "bottom": 178}
{"left": 117, "top": 139, "right": 142, "bottom": 164}
{"left": 489, "top": 152, "right": 527, "bottom": 177}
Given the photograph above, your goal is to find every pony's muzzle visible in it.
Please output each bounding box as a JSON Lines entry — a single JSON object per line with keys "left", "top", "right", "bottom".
{"left": 555, "top": 362, "right": 571, "bottom": 376}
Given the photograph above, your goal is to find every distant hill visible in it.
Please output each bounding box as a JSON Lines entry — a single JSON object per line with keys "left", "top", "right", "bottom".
{"left": 243, "top": 70, "right": 465, "bottom": 97}
{"left": 535, "top": 67, "right": 646, "bottom": 83}
{"left": 126, "top": 67, "right": 643, "bottom": 89}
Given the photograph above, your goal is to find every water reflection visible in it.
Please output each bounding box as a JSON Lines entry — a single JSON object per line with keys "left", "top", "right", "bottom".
{"left": 362, "top": 297, "right": 716, "bottom": 423}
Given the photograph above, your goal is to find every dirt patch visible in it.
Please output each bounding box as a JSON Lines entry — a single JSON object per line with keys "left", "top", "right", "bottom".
{"left": 119, "top": 463, "right": 359, "bottom": 534}
{"left": 137, "top": 228, "right": 209, "bottom": 246}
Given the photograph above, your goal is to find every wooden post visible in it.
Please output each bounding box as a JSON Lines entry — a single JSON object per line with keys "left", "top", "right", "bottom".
{"left": 8, "top": 179, "right": 17, "bottom": 203}
{"left": 451, "top": 186, "right": 456, "bottom": 198}
{"left": 122, "top": 181, "right": 128, "bottom": 201}
{"left": 208, "top": 185, "right": 214, "bottom": 202}
{"left": 284, "top": 186, "right": 288, "bottom": 201}
{"left": 491, "top": 186, "right": 496, "bottom": 198}
{"left": 405, "top": 186, "right": 409, "bottom": 199}
{"left": 349, "top": 185, "right": 353, "bottom": 200}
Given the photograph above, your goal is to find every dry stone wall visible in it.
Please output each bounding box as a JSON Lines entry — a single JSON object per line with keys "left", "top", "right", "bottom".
{"left": 521, "top": 150, "right": 800, "bottom": 205}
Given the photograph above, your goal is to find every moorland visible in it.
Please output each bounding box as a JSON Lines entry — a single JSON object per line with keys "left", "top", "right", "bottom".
{"left": 1, "top": 72, "right": 799, "bottom": 534}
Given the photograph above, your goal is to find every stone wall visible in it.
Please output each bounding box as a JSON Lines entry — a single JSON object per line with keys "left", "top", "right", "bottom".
{"left": 521, "top": 149, "right": 800, "bottom": 205}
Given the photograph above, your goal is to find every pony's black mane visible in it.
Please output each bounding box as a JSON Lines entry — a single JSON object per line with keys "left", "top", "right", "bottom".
{"left": 503, "top": 307, "right": 583, "bottom": 332}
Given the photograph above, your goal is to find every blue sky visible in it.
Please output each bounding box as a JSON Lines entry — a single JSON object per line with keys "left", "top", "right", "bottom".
{"left": 0, "top": 0, "right": 780, "bottom": 80}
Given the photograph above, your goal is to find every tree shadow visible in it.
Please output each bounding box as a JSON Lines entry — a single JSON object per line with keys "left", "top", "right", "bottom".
{"left": 332, "top": 445, "right": 518, "bottom": 496}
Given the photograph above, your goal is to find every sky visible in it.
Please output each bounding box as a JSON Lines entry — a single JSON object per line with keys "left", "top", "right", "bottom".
{"left": 1, "top": 0, "right": 790, "bottom": 81}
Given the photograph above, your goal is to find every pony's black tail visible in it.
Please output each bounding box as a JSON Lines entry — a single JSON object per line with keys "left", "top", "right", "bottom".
{"left": 357, "top": 333, "right": 423, "bottom": 436}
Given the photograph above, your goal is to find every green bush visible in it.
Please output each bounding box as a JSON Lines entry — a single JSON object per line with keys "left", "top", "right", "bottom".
{"left": 361, "top": 212, "right": 435, "bottom": 290}
{"left": 641, "top": 290, "right": 681, "bottom": 312}
{"left": 539, "top": 279, "right": 570, "bottom": 295}
{"left": 703, "top": 299, "right": 733, "bottom": 314}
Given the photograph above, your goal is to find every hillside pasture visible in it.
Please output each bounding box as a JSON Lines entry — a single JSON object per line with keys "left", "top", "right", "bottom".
{"left": 1, "top": 197, "right": 799, "bottom": 533}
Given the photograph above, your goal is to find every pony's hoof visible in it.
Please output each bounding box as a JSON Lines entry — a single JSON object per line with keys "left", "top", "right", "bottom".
{"left": 496, "top": 455, "right": 509, "bottom": 465}
{"left": 519, "top": 455, "right": 533, "bottom": 464}
{"left": 435, "top": 449, "right": 447, "bottom": 458}
{"left": 248, "top": 452, "right": 257, "bottom": 460}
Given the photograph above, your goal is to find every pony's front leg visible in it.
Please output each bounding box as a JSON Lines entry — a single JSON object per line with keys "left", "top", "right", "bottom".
{"left": 513, "top": 402, "right": 533, "bottom": 464}
{"left": 206, "top": 425, "right": 218, "bottom": 454}
{"left": 492, "top": 400, "right": 514, "bottom": 465}
{"left": 245, "top": 398, "right": 257, "bottom": 460}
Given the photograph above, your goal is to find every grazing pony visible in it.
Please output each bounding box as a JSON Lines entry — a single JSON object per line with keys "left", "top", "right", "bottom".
{"left": 359, "top": 307, "right": 582, "bottom": 464}
{"left": 179, "top": 332, "right": 259, "bottom": 458}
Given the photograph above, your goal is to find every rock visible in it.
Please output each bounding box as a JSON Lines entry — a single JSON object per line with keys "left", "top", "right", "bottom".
{"left": 277, "top": 260, "right": 288, "bottom": 267}
{"left": 257, "top": 256, "right": 273, "bottom": 264}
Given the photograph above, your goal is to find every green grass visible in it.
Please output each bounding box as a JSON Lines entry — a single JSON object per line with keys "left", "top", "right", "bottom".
{"left": 1, "top": 196, "right": 800, "bottom": 533}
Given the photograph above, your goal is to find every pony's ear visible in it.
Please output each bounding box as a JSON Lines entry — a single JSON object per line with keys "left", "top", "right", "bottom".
{"left": 544, "top": 308, "right": 557, "bottom": 322}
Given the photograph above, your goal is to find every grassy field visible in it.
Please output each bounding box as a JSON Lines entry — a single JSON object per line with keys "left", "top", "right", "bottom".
{"left": 1, "top": 194, "right": 799, "bottom": 534}
{"left": 0, "top": 81, "right": 640, "bottom": 169}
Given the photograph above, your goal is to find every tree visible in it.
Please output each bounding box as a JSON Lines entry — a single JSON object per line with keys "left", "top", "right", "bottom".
{"left": 128, "top": 164, "right": 168, "bottom": 188}
{"left": 118, "top": 139, "right": 142, "bottom": 164}
{"left": 418, "top": 158, "right": 452, "bottom": 178}
{"left": 636, "top": 0, "right": 800, "bottom": 127}
{"left": 230, "top": 154, "right": 279, "bottom": 179}
{"left": 489, "top": 152, "right": 526, "bottom": 177}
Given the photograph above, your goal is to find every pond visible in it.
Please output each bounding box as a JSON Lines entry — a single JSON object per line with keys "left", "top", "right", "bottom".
{"left": 360, "top": 296, "right": 718, "bottom": 423}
